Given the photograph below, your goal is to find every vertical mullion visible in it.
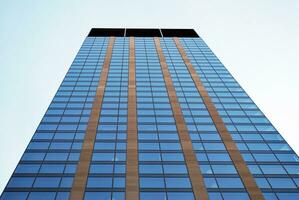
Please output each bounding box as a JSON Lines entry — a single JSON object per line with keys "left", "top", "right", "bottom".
{"left": 126, "top": 37, "right": 139, "bottom": 200}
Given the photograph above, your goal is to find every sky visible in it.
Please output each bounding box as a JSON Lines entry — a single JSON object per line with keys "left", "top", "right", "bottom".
{"left": 0, "top": 0, "right": 298, "bottom": 194}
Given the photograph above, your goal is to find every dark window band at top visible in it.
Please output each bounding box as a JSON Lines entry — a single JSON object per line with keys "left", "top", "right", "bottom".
{"left": 88, "top": 28, "right": 199, "bottom": 37}
{"left": 88, "top": 28, "right": 125, "bottom": 37}
{"left": 161, "top": 29, "right": 198, "bottom": 37}
{"left": 126, "top": 28, "right": 161, "bottom": 37}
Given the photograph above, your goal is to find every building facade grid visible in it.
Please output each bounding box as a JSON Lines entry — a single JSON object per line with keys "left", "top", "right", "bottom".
{"left": 1, "top": 28, "right": 299, "bottom": 200}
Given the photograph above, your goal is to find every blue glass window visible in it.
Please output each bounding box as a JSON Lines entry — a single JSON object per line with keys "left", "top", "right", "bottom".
{"left": 7, "top": 177, "right": 34, "bottom": 188}
{"left": 45, "top": 153, "right": 68, "bottom": 161}
{"left": 209, "top": 192, "right": 222, "bottom": 200}
{"left": 112, "top": 192, "right": 125, "bottom": 200}
{"left": 113, "top": 177, "right": 125, "bottom": 188}
{"left": 162, "top": 153, "right": 184, "bottom": 161}
{"left": 200, "top": 165, "right": 213, "bottom": 174}
{"left": 165, "top": 178, "right": 191, "bottom": 188}
{"left": 84, "top": 192, "right": 111, "bottom": 200}
{"left": 267, "top": 178, "right": 296, "bottom": 188}
{"left": 28, "top": 142, "right": 50, "bottom": 150}
{"left": 0, "top": 192, "right": 28, "bottom": 200}
{"left": 247, "top": 143, "right": 270, "bottom": 151}
{"left": 248, "top": 165, "right": 262, "bottom": 174}
{"left": 163, "top": 165, "right": 187, "bottom": 174}
{"left": 139, "top": 153, "right": 161, "bottom": 161}
{"left": 139, "top": 165, "right": 163, "bottom": 174}
{"left": 216, "top": 178, "right": 244, "bottom": 188}
{"left": 114, "top": 165, "right": 126, "bottom": 174}
{"left": 284, "top": 165, "right": 299, "bottom": 174}
{"left": 92, "top": 153, "right": 114, "bottom": 161}
{"left": 60, "top": 177, "right": 73, "bottom": 188}
{"left": 255, "top": 178, "right": 270, "bottom": 188}
{"left": 204, "top": 178, "right": 218, "bottom": 188}
{"left": 140, "top": 192, "right": 166, "bottom": 200}
{"left": 276, "top": 193, "right": 299, "bottom": 200}
{"left": 167, "top": 192, "right": 194, "bottom": 200}
{"left": 15, "top": 164, "right": 40, "bottom": 173}
{"left": 160, "top": 143, "right": 181, "bottom": 150}
{"left": 222, "top": 192, "right": 249, "bottom": 200}
{"left": 204, "top": 143, "right": 226, "bottom": 150}
{"left": 87, "top": 177, "right": 112, "bottom": 188}
{"left": 253, "top": 154, "right": 278, "bottom": 162}
{"left": 260, "top": 165, "right": 287, "bottom": 174}
{"left": 33, "top": 177, "right": 60, "bottom": 188}
{"left": 140, "top": 178, "right": 164, "bottom": 188}
{"left": 276, "top": 154, "right": 299, "bottom": 162}
{"left": 56, "top": 192, "right": 69, "bottom": 200}
{"left": 269, "top": 143, "right": 291, "bottom": 151}
{"left": 207, "top": 153, "right": 231, "bottom": 161}
{"left": 40, "top": 164, "right": 65, "bottom": 173}
{"left": 27, "top": 192, "right": 56, "bottom": 200}
{"left": 139, "top": 143, "right": 159, "bottom": 150}
{"left": 212, "top": 165, "right": 237, "bottom": 174}
{"left": 89, "top": 164, "right": 113, "bottom": 174}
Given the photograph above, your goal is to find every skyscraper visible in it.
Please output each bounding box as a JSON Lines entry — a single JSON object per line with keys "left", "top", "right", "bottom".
{"left": 1, "top": 28, "right": 299, "bottom": 200}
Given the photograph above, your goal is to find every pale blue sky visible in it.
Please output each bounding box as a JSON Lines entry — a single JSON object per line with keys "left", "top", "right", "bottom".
{"left": 0, "top": 0, "right": 298, "bottom": 193}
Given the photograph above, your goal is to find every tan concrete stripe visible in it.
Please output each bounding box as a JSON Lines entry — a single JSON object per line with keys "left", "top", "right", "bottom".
{"left": 173, "top": 37, "right": 265, "bottom": 200}
{"left": 70, "top": 37, "right": 115, "bottom": 200}
{"left": 154, "top": 37, "right": 209, "bottom": 200}
{"left": 126, "top": 37, "right": 139, "bottom": 200}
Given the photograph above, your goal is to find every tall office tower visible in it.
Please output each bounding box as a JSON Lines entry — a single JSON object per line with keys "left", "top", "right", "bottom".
{"left": 1, "top": 28, "right": 299, "bottom": 200}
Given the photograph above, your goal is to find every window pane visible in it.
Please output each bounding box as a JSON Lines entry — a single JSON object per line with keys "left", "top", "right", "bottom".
{"left": 140, "top": 178, "right": 164, "bottom": 188}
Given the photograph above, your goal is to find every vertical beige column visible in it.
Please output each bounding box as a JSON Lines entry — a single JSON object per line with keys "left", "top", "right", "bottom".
{"left": 173, "top": 37, "right": 264, "bottom": 200}
{"left": 154, "top": 37, "right": 209, "bottom": 200}
{"left": 126, "top": 37, "right": 139, "bottom": 200}
{"left": 70, "top": 37, "right": 115, "bottom": 200}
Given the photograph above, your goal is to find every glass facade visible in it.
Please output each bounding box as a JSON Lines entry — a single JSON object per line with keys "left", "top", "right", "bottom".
{"left": 179, "top": 37, "right": 299, "bottom": 199}
{"left": 1, "top": 28, "right": 298, "bottom": 200}
{"left": 136, "top": 38, "right": 194, "bottom": 199}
